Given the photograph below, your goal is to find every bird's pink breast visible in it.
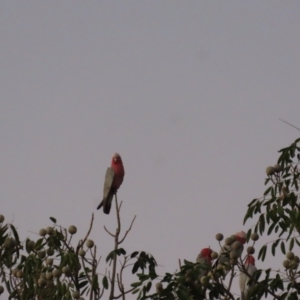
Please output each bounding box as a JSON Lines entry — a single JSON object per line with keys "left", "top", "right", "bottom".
{"left": 112, "top": 163, "right": 125, "bottom": 189}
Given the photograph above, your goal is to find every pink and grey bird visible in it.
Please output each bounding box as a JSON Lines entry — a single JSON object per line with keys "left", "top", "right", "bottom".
{"left": 196, "top": 248, "right": 213, "bottom": 278}
{"left": 97, "top": 153, "right": 125, "bottom": 214}
{"left": 239, "top": 255, "right": 257, "bottom": 300}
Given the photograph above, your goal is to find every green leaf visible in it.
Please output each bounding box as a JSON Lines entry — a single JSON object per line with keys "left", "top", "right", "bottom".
{"left": 102, "top": 276, "right": 109, "bottom": 289}
{"left": 131, "top": 251, "right": 139, "bottom": 258}
{"left": 259, "top": 214, "right": 265, "bottom": 235}
{"left": 92, "top": 274, "right": 99, "bottom": 291}
{"left": 267, "top": 222, "right": 276, "bottom": 236}
{"left": 78, "top": 280, "right": 89, "bottom": 289}
{"left": 119, "top": 248, "right": 126, "bottom": 255}
{"left": 271, "top": 242, "right": 276, "bottom": 256}
{"left": 146, "top": 281, "right": 152, "bottom": 292}
{"left": 263, "top": 186, "right": 272, "bottom": 196}
{"left": 280, "top": 241, "right": 286, "bottom": 254}
{"left": 131, "top": 281, "right": 143, "bottom": 288}
{"left": 50, "top": 217, "right": 57, "bottom": 223}
{"left": 132, "top": 288, "right": 140, "bottom": 294}
{"left": 106, "top": 251, "right": 114, "bottom": 263}
{"left": 132, "top": 261, "right": 140, "bottom": 274}
{"left": 10, "top": 224, "right": 20, "bottom": 245}
{"left": 246, "top": 228, "right": 252, "bottom": 242}
{"left": 262, "top": 245, "right": 267, "bottom": 261}
{"left": 258, "top": 245, "right": 267, "bottom": 261}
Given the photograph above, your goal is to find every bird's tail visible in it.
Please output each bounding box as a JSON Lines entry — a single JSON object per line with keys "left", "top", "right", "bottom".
{"left": 103, "top": 192, "right": 114, "bottom": 214}
{"left": 97, "top": 200, "right": 104, "bottom": 210}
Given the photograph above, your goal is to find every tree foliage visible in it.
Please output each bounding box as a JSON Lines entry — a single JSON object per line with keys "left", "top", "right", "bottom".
{"left": 1, "top": 137, "right": 300, "bottom": 299}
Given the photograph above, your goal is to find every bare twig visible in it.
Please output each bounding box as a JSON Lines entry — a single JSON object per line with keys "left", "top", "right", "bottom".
{"left": 77, "top": 213, "right": 95, "bottom": 251}
{"left": 279, "top": 119, "right": 300, "bottom": 131}
{"left": 227, "top": 268, "right": 235, "bottom": 293}
{"left": 119, "top": 215, "right": 137, "bottom": 244}
{"left": 109, "top": 194, "right": 120, "bottom": 300}
{"left": 104, "top": 226, "right": 115, "bottom": 238}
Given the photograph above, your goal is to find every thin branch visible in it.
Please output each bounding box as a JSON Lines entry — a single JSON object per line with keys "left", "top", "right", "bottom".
{"left": 109, "top": 194, "right": 120, "bottom": 300}
{"left": 77, "top": 213, "right": 95, "bottom": 251}
{"left": 279, "top": 119, "right": 300, "bottom": 131}
{"left": 118, "top": 215, "right": 137, "bottom": 244}
{"left": 227, "top": 268, "right": 235, "bottom": 292}
{"left": 104, "top": 226, "right": 115, "bottom": 237}
{"left": 114, "top": 288, "right": 136, "bottom": 299}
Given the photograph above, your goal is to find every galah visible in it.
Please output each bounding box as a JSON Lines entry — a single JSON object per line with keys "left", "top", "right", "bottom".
{"left": 97, "top": 153, "right": 125, "bottom": 214}
{"left": 215, "top": 231, "right": 246, "bottom": 268}
{"left": 196, "top": 248, "right": 213, "bottom": 278}
{"left": 239, "top": 255, "right": 257, "bottom": 300}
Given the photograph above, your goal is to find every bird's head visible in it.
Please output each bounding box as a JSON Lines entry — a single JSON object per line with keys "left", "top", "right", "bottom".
{"left": 200, "top": 247, "right": 213, "bottom": 262}
{"left": 112, "top": 153, "right": 123, "bottom": 165}
{"left": 235, "top": 231, "right": 247, "bottom": 244}
{"left": 246, "top": 255, "right": 255, "bottom": 266}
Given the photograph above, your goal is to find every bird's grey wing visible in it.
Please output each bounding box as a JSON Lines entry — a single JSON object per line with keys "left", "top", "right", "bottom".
{"left": 103, "top": 167, "right": 115, "bottom": 199}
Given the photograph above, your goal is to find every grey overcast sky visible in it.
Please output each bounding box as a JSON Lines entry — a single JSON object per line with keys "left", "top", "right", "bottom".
{"left": 1, "top": 1, "right": 300, "bottom": 298}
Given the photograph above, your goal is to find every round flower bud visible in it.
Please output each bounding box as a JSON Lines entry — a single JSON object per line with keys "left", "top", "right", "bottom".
{"left": 215, "top": 233, "right": 223, "bottom": 241}
{"left": 4, "top": 238, "right": 15, "bottom": 250}
{"left": 78, "top": 248, "right": 86, "bottom": 257}
{"left": 225, "top": 237, "right": 233, "bottom": 246}
{"left": 46, "top": 258, "right": 53, "bottom": 266}
{"left": 251, "top": 233, "right": 259, "bottom": 241}
{"left": 0, "top": 215, "right": 4, "bottom": 222}
{"left": 156, "top": 282, "right": 163, "bottom": 293}
{"left": 73, "top": 291, "right": 80, "bottom": 299}
{"left": 0, "top": 285, "right": 4, "bottom": 294}
{"left": 46, "top": 227, "right": 54, "bottom": 235}
{"left": 47, "top": 248, "right": 54, "bottom": 256}
{"left": 211, "top": 251, "right": 218, "bottom": 260}
{"left": 283, "top": 260, "right": 290, "bottom": 269}
{"left": 273, "top": 164, "right": 282, "bottom": 173}
{"left": 293, "top": 256, "right": 300, "bottom": 263}
{"left": 46, "top": 272, "right": 53, "bottom": 280}
{"left": 286, "top": 251, "right": 294, "bottom": 260}
{"left": 52, "top": 269, "right": 61, "bottom": 278}
{"left": 40, "top": 273, "right": 46, "bottom": 279}
{"left": 68, "top": 225, "right": 77, "bottom": 235}
{"left": 16, "top": 271, "right": 23, "bottom": 278}
{"left": 230, "top": 250, "right": 239, "bottom": 259}
{"left": 39, "top": 229, "right": 47, "bottom": 237}
{"left": 266, "top": 166, "right": 275, "bottom": 176}
{"left": 232, "top": 241, "right": 242, "bottom": 251}
{"left": 12, "top": 268, "right": 19, "bottom": 276}
{"left": 230, "top": 235, "right": 237, "bottom": 242}
{"left": 216, "top": 264, "right": 224, "bottom": 271}
{"left": 247, "top": 246, "right": 255, "bottom": 255}
{"left": 62, "top": 266, "right": 71, "bottom": 276}
{"left": 27, "top": 240, "right": 35, "bottom": 250}
{"left": 38, "top": 251, "right": 46, "bottom": 259}
{"left": 86, "top": 239, "right": 94, "bottom": 248}
{"left": 38, "top": 278, "right": 46, "bottom": 287}
{"left": 290, "top": 261, "right": 298, "bottom": 270}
